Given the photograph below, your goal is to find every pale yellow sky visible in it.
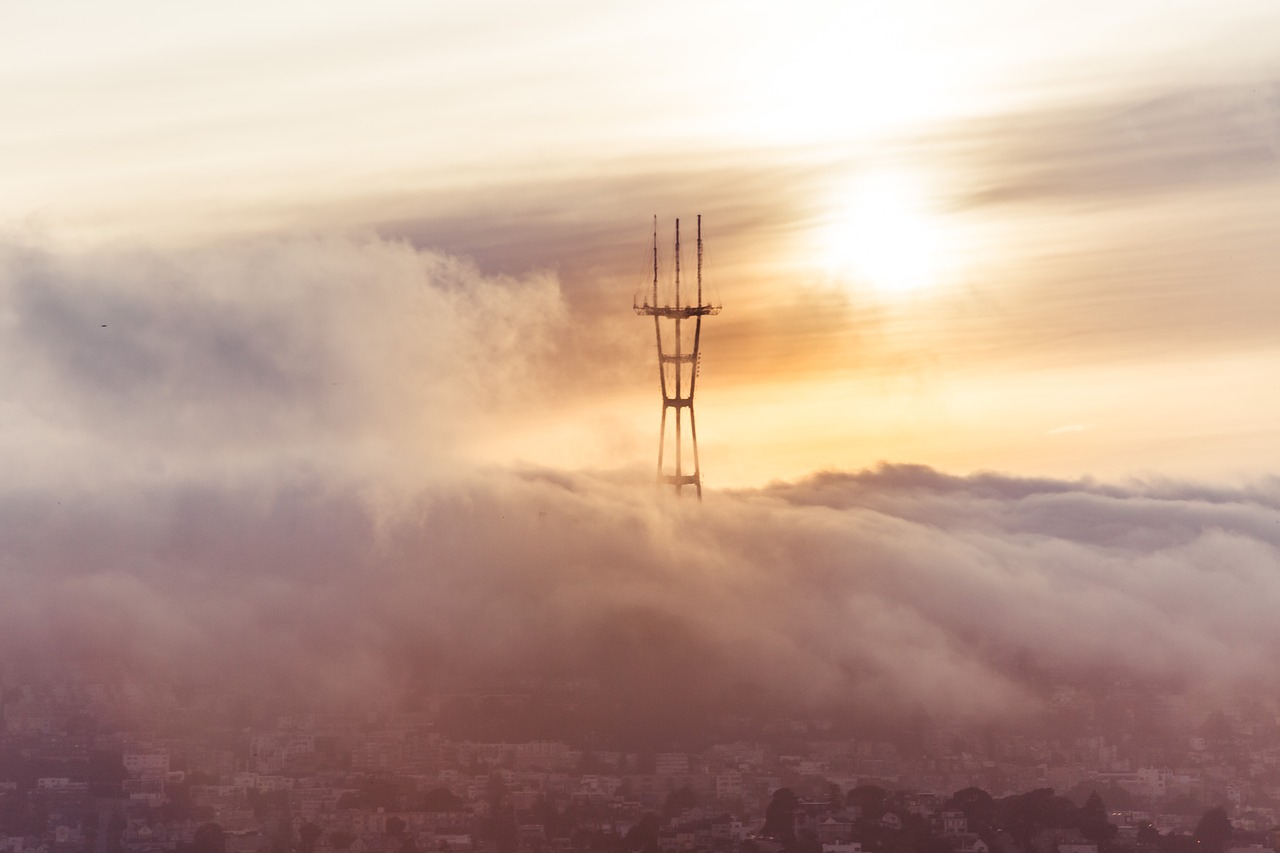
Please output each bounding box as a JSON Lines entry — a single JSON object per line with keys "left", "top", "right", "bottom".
{"left": 5, "top": 0, "right": 1274, "bottom": 236}
{"left": 4, "top": 0, "right": 1280, "bottom": 487}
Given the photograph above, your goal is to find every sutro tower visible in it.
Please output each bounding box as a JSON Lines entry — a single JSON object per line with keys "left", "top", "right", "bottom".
{"left": 634, "top": 215, "right": 721, "bottom": 499}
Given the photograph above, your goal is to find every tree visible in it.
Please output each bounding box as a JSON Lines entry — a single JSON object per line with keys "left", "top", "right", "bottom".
{"left": 624, "top": 813, "right": 659, "bottom": 853}
{"left": 192, "top": 823, "right": 226, "bottom": 853}
{"left": 387, "top": 817, "right": 406, "bottom": 838}
{"left": 824, "top": 783, "right": 845, "bottom": 810}
{"left": 423, "top": 787, "right": 464, "bottom": 813}
{"left": 493, "top": 809, "right": 518, "bottom": 853}
{"left": 796, "top": 830, "right": 822, "bottom": 853}
{"left": 1193, "top": 807, "right": 1233, "bottom": 853}
{"left": 996, "top": 788, "right": 1075, "bottom": 847}
{"left": 946, "top": 787, "right": 994, "bottom": 830}
{"left": 105, "top": 813, "right": 125, "bottom": 853}
{"left": 533, "top": 793, "right": 559, "bottom": 838}
{"left": 1137, "top": 823, "right": 1161, "bottom": 847}
{"left": 762, "top": 789, "right": 798, "bottom": 844}
{"left": 847, "top": 785, "right": 888, "bottom": 821}
{"left": 329, "top": 832, "right": 356, "bottom": 851}
{"left": 1158, "top": 833, "right": 1198, "bottom": 853}
{"left": 1067, "top": 781, "right": 1134, "bottom": 811}
{"left": 298, "top": 824, "right": 322, "bottom": 853}
{"left": 1075, "top": 791, "right": 1117, "bottom": 844}
{"left": 663, "top": 787, "right": 697, "bottom": 820}
{"left": 1202, "top": 711, "right": 1233, "bottom": 744}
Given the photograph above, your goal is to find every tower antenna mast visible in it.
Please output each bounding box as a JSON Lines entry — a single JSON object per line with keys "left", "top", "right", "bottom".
{"left": 634, "top": 214, "right": 721, "bottom": 499}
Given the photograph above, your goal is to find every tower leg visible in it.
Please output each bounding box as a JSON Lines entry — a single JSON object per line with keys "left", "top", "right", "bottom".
{"left": 689, "top": 405, "right": 702, "bottom": 501}
{"left": 675, "top": 404, "right": 683, "bottom": 497}
{"left": 656, "top": 405, "right": 668, "bottom": 483}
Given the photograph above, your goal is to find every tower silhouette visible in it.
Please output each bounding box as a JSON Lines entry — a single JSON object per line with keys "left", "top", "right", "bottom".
{"left": 634, "top": 215, "right": 720, "bottom": 499}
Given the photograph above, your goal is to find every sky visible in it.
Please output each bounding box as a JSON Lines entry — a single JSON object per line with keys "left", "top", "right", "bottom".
{"left": 6, "top": 0, "right": 1280, "bottom": 486}
{"left": 4, "top": 0, "right": 1280, "bottom": 723}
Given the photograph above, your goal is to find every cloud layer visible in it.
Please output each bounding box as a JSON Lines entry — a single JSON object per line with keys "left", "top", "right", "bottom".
{"left": 4, "top": 234, "right": 1280, "bottom": 737}
{"left": 6, "top": 455, "right": 1280, "bottom": 732}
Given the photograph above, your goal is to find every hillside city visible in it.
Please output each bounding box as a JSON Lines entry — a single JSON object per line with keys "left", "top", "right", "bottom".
{"left": 3, "top": 680, "right": 1280, "bottom": 853}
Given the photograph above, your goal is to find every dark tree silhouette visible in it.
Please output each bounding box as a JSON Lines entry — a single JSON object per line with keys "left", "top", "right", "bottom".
{"left": 533, "top": 793, "right": 559, "bottom": 838}
{"left": 105, "top": 812, "right": 125, "bottom": 853}
{"left": 192, "top": 823, "right": 226, "bottom": 853}
{"left": 996, "top": 788, "right": 1075, "bottom": 847}
{"left": 624, "top": 813, "right": 660, "bottom": 853}
{"left": 762, "top": 789, "right": 798, "bottom": 844}
{"left": 796, "top": 829, "right": 822, "bottom": 853}
{"left": 663, "top": 787, "right": 697, "bottom": 819}
{"left": 298, "top": 823, "right": 322, "bottom": 853}
{"left": 947, "top": 787, "right": 994, "bottom": 831}
{"left": 825, "top": 783, "right": 845, "bottom": 810}
{"left": 387, "top": 817, "right": 406, "bottom": 838}
{"left": 1193, "top": 807, "right": 1233, "bottom": 853}
{"left": 1075, "top": 791, "right": 1117, "bottom": 844}
{"left": 1137, "top": 823, "right": 1161, "bottom": 847}
{"left": 847, "top": 785, "right": 888, "bottom": 820}
{"left": 423, "top": 787, "right": 464, "bottom": 812}
{"left": 486, "top": 780, "right": 519, "bottom": 853}
{"left": 1159, "top": 833, "right": 1198, "bottom": 853}
{"left": 1202, "top": 711, "right": 1233, "bottom": 744}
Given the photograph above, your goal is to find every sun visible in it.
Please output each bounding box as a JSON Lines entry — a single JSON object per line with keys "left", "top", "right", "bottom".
{"left": 820, "top": 170, "right": 950, "bottom": 298}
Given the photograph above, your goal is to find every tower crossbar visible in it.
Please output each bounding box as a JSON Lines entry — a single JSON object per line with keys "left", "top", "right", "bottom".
{"left": 634, "top": 215, "right": 721, "bottom": 499}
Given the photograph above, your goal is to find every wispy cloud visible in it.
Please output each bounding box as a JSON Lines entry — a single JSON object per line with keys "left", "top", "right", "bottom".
{"left": 0, "top": 234, "right": 569, "bottom": 486}
{"left": 950, "top": 82, "right": 1280, "bottom": 209}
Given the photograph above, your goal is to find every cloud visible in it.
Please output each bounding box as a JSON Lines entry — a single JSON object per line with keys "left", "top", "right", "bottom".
{"left": 1047, "top": 423, "right": 1092, "bottom": 435}
{"left": 5, "top": 234, "right": 1280, "bottom": 740}
{"left": 0, "top": 233, "right": 568, "bottom": 487}
{"left": 950, "top": 81, "right": 1280, "bottom": 209}
{"left": 5, "top": 454, "right": 1280, "bottom": 736}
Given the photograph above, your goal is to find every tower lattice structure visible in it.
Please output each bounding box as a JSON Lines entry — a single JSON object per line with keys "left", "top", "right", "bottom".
{"left": 634, "top": 215, "right": 721, "bottom": 499}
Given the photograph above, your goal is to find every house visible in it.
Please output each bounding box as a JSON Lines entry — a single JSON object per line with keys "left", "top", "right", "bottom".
{"left": 821, "top": 843, "right": 863, "bottom": 853}
{"left": 656, "top": 755, "right": 690, "bottom": 777}
{"left": 1029, "top": 829, "right": 1087, "bottom": 853}
{"left": 818, "top": 818, "right": 852, "bottom": 843}
{"left": 710, "top": 816, "right": 744, "bottom": 842}
{"left": 952, "top": 835, "right": 989, "bottom": 853}
{"left": 941, "top": 811, "right": 968, "bottom": 836}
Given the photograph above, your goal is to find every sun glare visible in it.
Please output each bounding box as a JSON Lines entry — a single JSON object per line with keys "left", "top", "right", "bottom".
{"left": 821, "top": 171, "right": 951, "bottom": 298}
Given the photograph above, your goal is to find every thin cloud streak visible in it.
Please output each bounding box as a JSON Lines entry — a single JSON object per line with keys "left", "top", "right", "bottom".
{"left": 948, "top": 82, "right": 1280, "bottom": 209}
